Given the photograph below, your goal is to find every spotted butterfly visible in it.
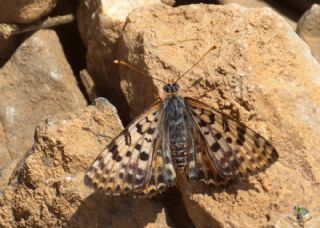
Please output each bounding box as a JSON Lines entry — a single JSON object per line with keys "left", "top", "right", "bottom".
{"left": 84, "top": 47, "right": 279, "bottom": 197}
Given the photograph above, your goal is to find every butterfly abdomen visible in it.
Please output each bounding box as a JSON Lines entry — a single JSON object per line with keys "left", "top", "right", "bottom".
{"left": 163, "top": 96, "right": 189, "bottom": 170}
{"left": 170, "top": 142, "right": 188, "bottom": 169}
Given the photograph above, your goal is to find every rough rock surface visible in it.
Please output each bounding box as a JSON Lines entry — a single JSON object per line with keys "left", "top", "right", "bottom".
{"left": 0, "top": 98, "right": 171, "bottom": 227}
{"left": 217, "top": 0, "right": 297, "bottom": 28}
{"left": 297, "top": 4, "right": 320, "bottom": 63}
{"left": 0, "top": 0, "right": 57, "bottom": 24}
{"left": 0, "top": 30, "right": 86, "bottom": 190}
{"left": 116, "top": 4, "right": 320, "bottom": 227}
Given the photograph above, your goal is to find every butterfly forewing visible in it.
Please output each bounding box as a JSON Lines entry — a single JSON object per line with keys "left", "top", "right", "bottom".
{"left": 185, "top": 97, "right": 278, "bottom": 181}
{"left": 85, "top": 100, "right": 165, "bottom": 196}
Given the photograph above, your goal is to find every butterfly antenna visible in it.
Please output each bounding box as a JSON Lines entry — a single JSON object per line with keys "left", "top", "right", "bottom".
{"left": 114, "top": 60, "right": 167, "bottom": 84}
{"left": 174, "top": 45, "right": 217, "bottom": 84}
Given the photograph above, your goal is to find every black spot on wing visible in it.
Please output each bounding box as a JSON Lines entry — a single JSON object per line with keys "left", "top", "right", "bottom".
{"left": 136, "top": 123, "right": 143, "bottom": 134}
{"left": 115, "top": 156, "right": 122, "bottom": 162}
{"left": 237, "top": 125, "right": 246, "bottom": 135}
{"left": 215, "top": 133, "right": 222, "bottom": 140}
{"left": 222, "top": 118, "right": 230, "bottom": 132}
{"left": 139, "top": 151, "right": 149, "bottom": 161}
{"left": 112, "top": 151, "right": 119, "bottom": 160}
{"left": 207, "top": 113, "right": 215, "bottom": 125}
{"left": 198, "top": 119, "right": 207, "bottom": 127}
{"left": 210, "top": 142, "right": 220, "bottom": 152}
{"left": 109, "top": 144, "right": 118, "bottom": 154}
{"left": 111, "top": 150, "right": 122, "bottom": 162}
{"left": 135, "top": 144, "right": 141, "bottom": 151}
{"left": 236, "top": 138, "right": 244, "bottom": 146}
{"left": 147, "top": 127, "right": 155, "bottom": 135}
{"left": 236, "top": 125, "right": 246, "bottom": 146}
{"left": 226, "top": 137, "right": 232, "bottom": 143}
{"left": 126, "top": 151, "right": 132, "bottom": 157}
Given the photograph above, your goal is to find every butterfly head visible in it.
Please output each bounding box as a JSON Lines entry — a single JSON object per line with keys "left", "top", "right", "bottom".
{"left": 163, "top": 83, "right": 180, "bottom": 95}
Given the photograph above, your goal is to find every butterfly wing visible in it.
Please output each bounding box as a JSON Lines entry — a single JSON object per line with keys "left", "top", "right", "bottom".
{"left": 134, "top": 111, "right": 177, "bottom": 197}
{"left": 185, "top": 97, "right": 278, "bottom": 182}
{"left": 85, "top": 99, "right": 176, "bottom": 197}
{"left": 186, "top": 126, "right": 230, "bottom": 185}
{"left": 135, "top": 131, "right": 176, "bottom": 197}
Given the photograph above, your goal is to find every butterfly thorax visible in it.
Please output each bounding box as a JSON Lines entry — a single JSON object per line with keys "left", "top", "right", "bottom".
{"left": 162, "top": 95, "right": 189, "bottom": 170}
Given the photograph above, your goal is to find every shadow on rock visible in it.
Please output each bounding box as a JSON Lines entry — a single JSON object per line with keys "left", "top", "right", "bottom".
{"left": 66, "top": 191, "right": 172, "bottom": 228}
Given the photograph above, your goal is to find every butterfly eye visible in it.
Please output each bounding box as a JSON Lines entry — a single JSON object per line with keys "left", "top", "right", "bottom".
{"left": 172, "top": 83, "right": 180, "bottom": 92}
{"left": 163, "top": 85, "right": 170, "bottom": 93}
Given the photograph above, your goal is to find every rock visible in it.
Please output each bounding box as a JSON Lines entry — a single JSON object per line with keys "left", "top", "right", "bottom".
{"left": 297, "top": 4, "right": 320, "bottom": 63}
{"left": 116, "top": 4, "right": 320, "bottom": 227}
{"left": 0, "top": 98, "right": 172, "bottom": 227}
{"left": 0, "top": 0, "right": 57, "bottom": 24}
{"left": 0, "top": 30, "right": 86, "bottom": 191}
{"left": 216, "top": 0, "right": 297, "bottom": 28}
{"left": 77, "top": 0, "right": 172, "bottom": 121}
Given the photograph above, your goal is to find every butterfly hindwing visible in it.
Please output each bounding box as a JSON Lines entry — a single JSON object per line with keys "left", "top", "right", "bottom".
{"left": 185, "top": 97, "right": 278, "bottom": 181}
{"left": 85, "top": 100, "right": 163, "bottom": 195}
{"left": 135, "top": 116, "right": 177, "bottom": 197}
{"left": 135, "top": 139, "right": 176, "bottom": 197}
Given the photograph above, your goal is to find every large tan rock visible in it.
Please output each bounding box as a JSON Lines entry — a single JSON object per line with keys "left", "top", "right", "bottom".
{"left": 0, "top": 30, "right": 86, "bottom": 190}
{"left": 0, "top": 0, "right": 57, "bottom": 24}
{"left": 297, "top": 4, "right": 320, "bottom": 63}
{"left": 116, "top": 4, "right": 320, "bottom": 227}
{"left": 0, "top": 98, "right": 172, "bottom": 227}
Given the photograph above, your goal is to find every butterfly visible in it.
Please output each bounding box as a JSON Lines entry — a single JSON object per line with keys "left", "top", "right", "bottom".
{"left": 84, "top": 81, "right": 279, "bottom": 198}
{"left": 84, "top": 45, "right": 278, "bottom": 197}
